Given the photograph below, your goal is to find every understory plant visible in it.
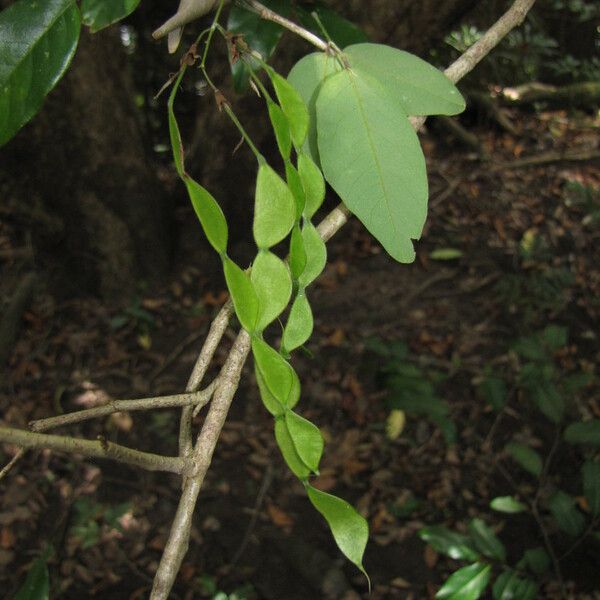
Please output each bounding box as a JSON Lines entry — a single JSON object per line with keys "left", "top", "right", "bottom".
{"left": 0, "top": 0, "right": 541, "bottom": 598}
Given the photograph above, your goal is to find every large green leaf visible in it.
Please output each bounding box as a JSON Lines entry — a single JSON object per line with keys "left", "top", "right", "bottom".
{"left": 250, "top": 250, "right": 292, "bottom": 332}
{"left": 14, "top": 556, "right": 50, "bottom": 600}
{"left": 564, "top": 420, "right": 600, "bottom": 446}
{"left": 282, "top": 292, "right": 313, "bottom": 353}
{"left": 81, "top": 0, "right": 139, "bottom": 32}
{"left": 287, "top": 52, "right": 341, "bottom": 162}
{"left": 227, "top": 0, "right": 289, "bottom": 92}
{"left": 517, "top": 547, "right": 551, "bottom": 576}
{"left": 419, "top": 526, "right": 480, "bottom": 561}
{"left": 316, "top": 69, "right": 427, "bottom": 263}
{"left": 0, "top": 0, "right": 81, "bottom": 146}
{"left": 548, "top": 491, "right": 586, "bottom": 537}
{"left": 253, "top": 163, "right": 296, "bottom": 249}
{"left": 307, "top": 485, "right": 369, "bottom": 576}
{"left": 297, "top": 222, "right": 327, "bottom": 288}
{"left": 468, "top": 519, "right": 506, "bottom": 562}
{"left": 269, "top": 69, "right": 309, "bottom": 149}
{"left": 252, "top": 338, "right": 295, "bottom": 406}
{"left": 493, "top": 570, "right": 537, "bottom": 600}
{"left": 344, "top": 44, "right": 465, "bottom": 116}
{"left": 582, "top": 461, "right": 600, "bottom": 517}
{"left": 436, "top": 563, "right": 491, "bottom": 600}
{"left": 285, "top": 410, "right": 323, "bottom": 473}
{"left": 223, "top": 258, "right": 258, "bottom": 332}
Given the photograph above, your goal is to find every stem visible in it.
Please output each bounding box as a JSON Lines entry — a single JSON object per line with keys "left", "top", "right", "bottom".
{"left": 29, "top": 384, "right": 216, "bottom": 433}
{"left": 0, "top": 427, "right": 185, "bottom": 475}
{"left": 201, "top": 0, "right": 226, "bottom": 68}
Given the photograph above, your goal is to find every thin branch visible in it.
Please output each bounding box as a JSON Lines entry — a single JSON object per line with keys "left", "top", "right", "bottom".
{"left": 151, "top": 329, "right": 252, "bottom": 599}
{"left": 29, "top": 383, "right": 216, "bottom": 433}
{"left": 0, "top": 448, "right": 25, "bottom": 482}
{"left": 0, "top": 427, "right": 185, "bottom": 475}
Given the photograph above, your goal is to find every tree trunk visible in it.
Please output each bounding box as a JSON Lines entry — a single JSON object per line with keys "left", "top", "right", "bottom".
{"left": 0, "top": 27, "right": 171, "bottom": 301}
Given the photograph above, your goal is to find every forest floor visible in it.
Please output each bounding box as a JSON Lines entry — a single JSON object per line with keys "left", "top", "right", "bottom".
{"left": 1, "top": 105, "right": 599, "bottom": 600}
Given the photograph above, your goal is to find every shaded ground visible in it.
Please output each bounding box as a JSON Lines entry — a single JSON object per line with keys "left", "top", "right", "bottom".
{"left": 1, "top": 105, "right": 599, "bottom": 599}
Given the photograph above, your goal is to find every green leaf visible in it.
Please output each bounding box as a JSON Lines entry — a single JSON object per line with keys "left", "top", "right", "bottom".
{"left": 282, "top": 293, "right": 313, "bottom": 353}
{"left": 419, "top": 526, "right": 480, "bottom": 561}
{"left": 582, "top": 461, "right": 600, "bottom": 517}
{"left": 185, "top": 179, "right": 228, "bottom": 255}
{"left": 490, "top": 496, "right": 527, "bottom": 514}
{"left": 167, "top": 72, "right": 186, "bottom": 177}
{"left": 505, "top": 442, "right": 543, "bottom": 478}
{"left": 268, "top": 101, "right": 292, "bottom": 160}
{"left": 435, "top": 563, "right": 491, "bottom": 600}
{"left": 227, "top": 0, "right": 288, "bottom": 92}
{"left": 256, "top": 369, "right": 283, "bottom": 416}
{"left": 81, "top": 0, "right": 139, "bottom": 32}
{"left": 274, "top": 418, "right": 310, "bottom": 479}
{"left": 14, "top": 556, "right": 50, "bottom": 600}
{"left": 253, "top": 163, "right": 296, "bottom": 249}
{"left": 297, "top": 5, "right": 368, "bottom": 49}
{"left": 468, "top": 519, "right": 506, "bottom": 562}
{"left": 564, "top": 420, "right": 600, "bottom": 446}
{"left": 542, "top": 325, "right": 567, "bottom": 350}
{"left": 548, "top": 491, "right": 586, "bottom": 536}
{"left": 493, "top": 570, "right": 537, "bottom": 600}
{"left": 285, "top": 162, "right": 306, "bottom": 218}
{"left": 0, "top": 0, "right": 81, "bottom": 146}
{"left": 316, "top": 68, "right": 427, "bottom": 263}
{"left": 223, "top": 258, "right": 258, "bottom": 332}
{"left": 345, "top": 43, "right": 465, "bottom": 116}
{"left": 530, "top": 380, "right": 564, "bottom": 423}
{"left": 430, "top": 248, "right": 463, "bottom": 261}
{"left": 306, "top": 485, "right": 369, "bottom": 575}
{"left": 287, "top": 52, "right": 341, "bottom": 162}
{"left": 518, "top": 547, "right": 551, "bottom": 576}
{"left": 285, "top": 410, "right": 323, "bottom": 472}
{"left": 479, "top": 376, "right": 507, "bottom": 411}
{"left": 252, "top": 338, "right": 295, "bottom": 405}
{"left": 250, "top": 250, "right": 292, "bottom": 332}
{"left": 270, "top": 69, "right": 309, "bottom": 149}
{"left": 289, "top": 223, "right": 307, "bottom": 280}
{"left": 298, "top": 152, "right": 326, "bottom": 219}
{"left": 298, "top": 222, "right": 327, "bottom": 288}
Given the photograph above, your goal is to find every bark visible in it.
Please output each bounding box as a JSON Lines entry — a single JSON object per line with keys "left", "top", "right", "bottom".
{"left": 0, "top": 27, "right": 171, "bottom": 301}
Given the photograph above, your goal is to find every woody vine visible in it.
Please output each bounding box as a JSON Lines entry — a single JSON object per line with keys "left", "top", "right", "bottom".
{"left": 0, "top": 0, "right": 537, "bottom": 598}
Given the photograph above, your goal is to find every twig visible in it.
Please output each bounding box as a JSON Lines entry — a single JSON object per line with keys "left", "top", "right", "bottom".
{"left": 0, "top": 448, "right": 25, "bottom": 482}
{"left": 0, "top": 427, "right": 185, "bottom": 475}
{"left": 29, "top": 383, "right": 216, "bottom": 433}
{"left": 491, "top": 147, "right": 600, "bottom": 170}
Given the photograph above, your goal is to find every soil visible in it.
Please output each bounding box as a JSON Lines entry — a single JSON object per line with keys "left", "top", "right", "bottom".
{"left": 1, "top": 105, "right": 599, "bottom": 599}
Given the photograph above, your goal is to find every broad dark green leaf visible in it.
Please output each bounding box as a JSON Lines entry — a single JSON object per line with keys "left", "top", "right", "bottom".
{"left": 564, "top": 420, "right": 600, "bottom": 446}
{"left": 419, "top": 526, "right": 479, "bottom": 561}
{"left": 518, "top": 547, "right": 551, "bottom": 576}
{"left": 289, "top": 223, "right": 307, "bottom": 280}
{"left": 298, "top": 152, "right": 325, "bottom": 219}
{"left": 298, "top": 222, "right": 327, "bottom": 288}
{"left": 253, "top": 163, "right": 296, "bottom": 249}
{"left": 282, "top": 293, "right": 313, "bottom": 353}
{"left": 270, "top": 70, "right": 309, "bottom": 149}
{"left": 505, "top": 442, "right": 543, "bottom": 478}
{"left": 268, "top": 101, "right": 292, "bottom": 160}
{"left": 344, "top": 44, "right": 465, "bottom": 116}
{"left": 285, "top": 410, "right": 323, "bottom": 472}
{"left": 296, "top": 4, "right": 368, "bottom": 49}
{"left": 287, "top": 52, "right": 341, "bottom": 162}
{"left": 548, "top": 491, "right": 586, "bottom": 536}
{"left": 185, "top": 179, "right": 229, "bottom": 255}
{"left": 252, "top": 338, "right": 295, "bottom": 405}
{"left": 274, "top": 417, "right": 310, "bottom": 479}
{"left": 223, "top": 258, "right": 258, "bottom": 332}
{"left": 227, "top": 0, "right": 289, "bottom": 92}
{"left": 316, "top": 69, "right": 427, "bottom": 263}
{"left": 0, "top": 0, "right": 81, "bottom": 146}
{"left": 81, "top": 0, "right": 140, "bottom": 32}
{"left": 307, "top": 485, "right": 369, "bottom": 576}
{"left": 250, "top": 250, "right": 292, "bottom": 332}
{"left": 14, "top": 557, "right": 50, "bottom": 600}
{"left": 490, "top": 496, "right": 527, "bottom": 514}
{"left": 582, "top": 461, "right": 600, "bottom": 517}
{"left": 493, "top": 570, "right": 537, "bottom": 600}
{"left": 435, "top": 563, "right": 491, "bottom": 600}
{"left": 468, "top": 519, "right": 506, "bottom": 562}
